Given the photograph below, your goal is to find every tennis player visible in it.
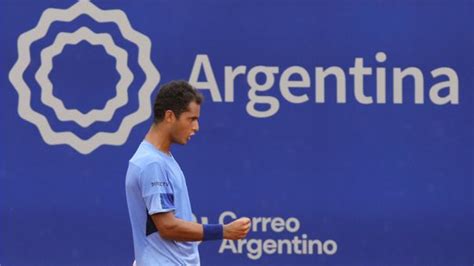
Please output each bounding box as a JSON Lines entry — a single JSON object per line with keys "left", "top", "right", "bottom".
{"left": 125, "top": 80, "right": 250, "bottom": 265}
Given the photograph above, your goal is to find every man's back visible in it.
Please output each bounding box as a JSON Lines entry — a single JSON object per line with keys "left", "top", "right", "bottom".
{"left": 125, "top": 140, "right": 199, "bottom": 265}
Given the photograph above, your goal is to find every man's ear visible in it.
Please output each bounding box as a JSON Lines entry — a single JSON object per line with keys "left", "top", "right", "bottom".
{"left": 164, "top": 110, "right": 176, "bottom": 123}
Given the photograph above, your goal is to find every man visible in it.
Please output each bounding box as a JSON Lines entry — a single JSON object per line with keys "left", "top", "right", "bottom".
{"left": 125, "top": 81, "right": 250, "bottom": 265}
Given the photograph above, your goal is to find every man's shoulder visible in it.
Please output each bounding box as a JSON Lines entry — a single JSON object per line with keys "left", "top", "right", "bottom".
{"left": 130, "top": 144, "right": 168, "bottom": 171}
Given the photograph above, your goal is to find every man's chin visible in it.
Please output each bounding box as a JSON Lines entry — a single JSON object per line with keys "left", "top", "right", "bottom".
{"left": 175, "top": 139, "right": 188, "bottom": 145}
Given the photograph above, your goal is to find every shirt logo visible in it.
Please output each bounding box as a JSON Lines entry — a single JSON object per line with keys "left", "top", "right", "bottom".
{"left": 151, "top": 181, "right": 169, "bottom": 187}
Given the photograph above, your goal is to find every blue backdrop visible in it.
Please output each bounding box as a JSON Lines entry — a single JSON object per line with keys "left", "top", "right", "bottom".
{"left": 1, "top": 0, "right": 472, "bottom": 265}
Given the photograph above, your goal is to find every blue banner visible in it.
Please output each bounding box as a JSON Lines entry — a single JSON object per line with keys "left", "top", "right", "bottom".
{"left": 1, "top": 0, "right": 472, "bottom": 265}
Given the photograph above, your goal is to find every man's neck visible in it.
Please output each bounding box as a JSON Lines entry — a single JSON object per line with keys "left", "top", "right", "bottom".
{"left": 144, "top": 123, "right": 172, "bottom": 154}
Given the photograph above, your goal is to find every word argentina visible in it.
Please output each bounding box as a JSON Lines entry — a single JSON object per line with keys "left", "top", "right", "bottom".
{"left": 188, "top": 52, "right": 459, "bottom": 118}
{"left": 193, "top": 211, "right": 337, "bottom": 260}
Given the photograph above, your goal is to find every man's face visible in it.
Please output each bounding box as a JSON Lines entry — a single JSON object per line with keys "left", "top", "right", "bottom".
{"left": 170, "top": 101, "right": 200, "bottom": 145}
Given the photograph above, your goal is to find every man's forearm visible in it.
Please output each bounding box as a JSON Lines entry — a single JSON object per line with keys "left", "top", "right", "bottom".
{"left": 152, "top": 211, "right": 247, "bottom": 242}
{"left": 159, "top": 218, "right": 204, "bottom": 241}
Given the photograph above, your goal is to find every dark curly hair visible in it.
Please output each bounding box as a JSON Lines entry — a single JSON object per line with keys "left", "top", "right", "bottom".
{"left": 153, "top": 80, "right": 203, "bottom": 123}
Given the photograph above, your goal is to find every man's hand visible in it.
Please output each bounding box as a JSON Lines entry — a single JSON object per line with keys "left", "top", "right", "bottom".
{"left": 223, "top": 217, "right": 251, "bottom": 240}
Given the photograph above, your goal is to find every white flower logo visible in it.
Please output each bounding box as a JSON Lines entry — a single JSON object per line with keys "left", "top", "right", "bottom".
{"left": 9, "top": 0, "right": 160, "bottom": 154}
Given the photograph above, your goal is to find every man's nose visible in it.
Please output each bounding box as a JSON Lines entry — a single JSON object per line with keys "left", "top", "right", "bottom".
{"left": 193, "top": 121, "right": 199, "bottom": 132}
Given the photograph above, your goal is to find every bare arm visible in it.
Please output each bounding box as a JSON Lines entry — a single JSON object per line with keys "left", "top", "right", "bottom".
{"left": 152, "top": 212, "right": 251, "bottom": 241}
{"left": 151, "top": 212, "right": 203, "bottom": 241}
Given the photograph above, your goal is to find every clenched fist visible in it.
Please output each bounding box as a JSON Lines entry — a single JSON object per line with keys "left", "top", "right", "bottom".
{"left": 223, "top": 217, "right": 251, "bottom": 240}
